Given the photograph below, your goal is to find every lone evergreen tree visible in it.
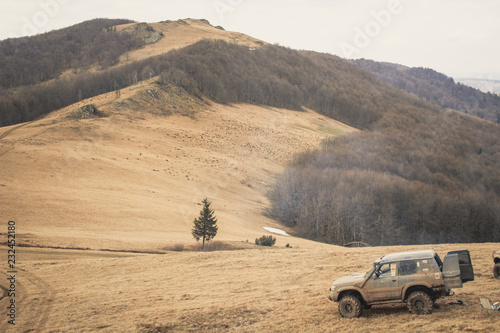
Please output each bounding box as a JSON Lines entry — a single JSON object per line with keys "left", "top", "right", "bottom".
{"left": 192, "top": 198, "right": 218, "bottom": 250}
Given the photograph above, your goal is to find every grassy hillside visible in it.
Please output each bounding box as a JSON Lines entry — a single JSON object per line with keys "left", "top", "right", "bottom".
{"left": 0, "top": 77, "right": 354, "bottom": 251}
{"left": 1, "top": 33, "right": 499, "bottom": 246}
{"left": 0, "top": 19, "right": 499, "bottom": 333}
{"left": 122, "top": 40, "right": 500, "bottom": 246}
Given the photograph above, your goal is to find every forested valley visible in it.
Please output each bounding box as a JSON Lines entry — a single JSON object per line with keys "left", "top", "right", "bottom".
{"left": 1, "top": 33, "right": 498, "bottom": 245}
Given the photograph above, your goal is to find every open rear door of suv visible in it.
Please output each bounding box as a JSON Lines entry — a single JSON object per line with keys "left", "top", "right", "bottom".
{"left": 443, "top": 250, "right": 474, "bottom": 289}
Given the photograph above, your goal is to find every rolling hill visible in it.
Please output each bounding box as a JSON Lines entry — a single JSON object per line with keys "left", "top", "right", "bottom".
{"left": 1, "top": 18, "right": 499, "bottom": 248}
{"left": 0, "top": 17, "right": 499, "bottom": 333}
{"left": 0, "top": 76, "right": 354, "bottom": 251}
{"left": 0, "top": 18, "right": 266, "bottom": 127}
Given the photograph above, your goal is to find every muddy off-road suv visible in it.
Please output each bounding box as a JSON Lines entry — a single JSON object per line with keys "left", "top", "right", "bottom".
{"left": 329, "top": 250, "right": 474, "bottom": 318}
{"left": 494, "top": 250, "right": 500, "bottom": 279}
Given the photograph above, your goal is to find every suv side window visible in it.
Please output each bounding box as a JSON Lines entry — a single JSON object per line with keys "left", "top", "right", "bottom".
{"left": 398, "top": 260, "right": 418, "bottom": 276}
{"left": 417, "top": 258, "right": 439, "bottom": 274}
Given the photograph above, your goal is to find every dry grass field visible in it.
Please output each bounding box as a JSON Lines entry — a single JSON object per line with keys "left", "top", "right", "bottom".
{"left": 0, "top": 81, "right": 498, "bottom": 332}
{"left": 115, "top": 19, "right": 267, "bottom": 65}
{"left": 0, "top": 243, "right": 499, "bottom": 332}
{"left": 1, "top": 20, "right": 499, "bottom": 332}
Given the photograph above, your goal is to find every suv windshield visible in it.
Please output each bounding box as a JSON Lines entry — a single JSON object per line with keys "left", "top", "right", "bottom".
{"left": 365, "top": 266, "right": 376, "bottom": 278}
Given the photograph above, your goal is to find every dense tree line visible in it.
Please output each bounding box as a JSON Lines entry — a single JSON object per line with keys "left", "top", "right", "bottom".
{"left": 0, "top": 38, "right": 463, "bottom": 131}
{"left": 353, "top": 59, "right": 500, "bottom": 123}
{"left": 0, "top": 18, "right": 141, "bottom": 89}
{"left": 1, "top": 39, "right": 402, "bottom": 128}
{"left": 269, "top": 93, "right": 500, "bottom": 245}
{"left": 271, "top": 164, "right": 499, "bottom": 245}
{"left": 158, "top": 41, "right": 429, "bottom": 130}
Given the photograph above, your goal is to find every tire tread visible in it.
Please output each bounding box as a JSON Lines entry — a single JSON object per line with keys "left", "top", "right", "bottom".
{"left": 338, "top": 295, "right": 363, "bottom": 318}
{"left": 407, "top": 290, "right": 433, "bottom": 315}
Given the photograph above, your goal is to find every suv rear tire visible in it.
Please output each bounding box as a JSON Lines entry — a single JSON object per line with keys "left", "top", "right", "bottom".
{"left": 338, "top": 295, "right": 363, "bottom": 318}
{"left": 407, "top": 291, "right": 433, "bottom": 314}
{"left": 494, "top": 263, "right": 500, "bottom": 279}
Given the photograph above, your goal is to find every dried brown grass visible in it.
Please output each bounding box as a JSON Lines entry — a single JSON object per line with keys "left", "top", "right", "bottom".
{"left": 0, "top": 59, "right": 498, "bottom": 333}
{"left": 0, "top": 77, "right": 352, "bottom": 252}
{"left": 2, "top": 242, "right": 499, "bottom": 332}
{"left": 115, "top": 19, "right": 267, "bottom": 65}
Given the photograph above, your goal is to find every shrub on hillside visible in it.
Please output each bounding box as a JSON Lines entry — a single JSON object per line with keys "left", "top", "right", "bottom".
{"left": 255, "top": 235, "right": 276, "bottom": 247}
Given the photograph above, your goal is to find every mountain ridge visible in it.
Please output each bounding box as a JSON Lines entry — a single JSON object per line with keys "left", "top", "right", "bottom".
{"left": 352, "top": 58, "right": 500, "bottom": 123}
{"left": 456, "top": 77, "right": 500, "bottom": 94}
{"left": 0, "top": 18, "right": 267, "bottom": 127}
{"left": 1, "top": 18, "right": 499, "bottom": 333}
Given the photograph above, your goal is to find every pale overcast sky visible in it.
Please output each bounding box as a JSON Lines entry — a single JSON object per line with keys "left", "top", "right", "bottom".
{"left": 1, "top": 0, "right": 499, "bottom": 79}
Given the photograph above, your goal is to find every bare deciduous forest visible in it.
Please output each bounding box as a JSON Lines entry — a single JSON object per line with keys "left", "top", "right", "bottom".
{"left": 0, "top": 19, "right": 142, "bottom": 89}
{"left": 353, "top": 58, "right": 500, "bottom": 123}
{"left": 1, "top": 35, "right": 499, "bottom": 246}
{"left": 0, "top": 38, "right": 431, "bottom": 128}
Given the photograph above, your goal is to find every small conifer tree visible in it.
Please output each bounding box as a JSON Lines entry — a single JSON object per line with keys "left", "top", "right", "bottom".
{"left": 192, "top": 198, "right": 218, "bottom": 250}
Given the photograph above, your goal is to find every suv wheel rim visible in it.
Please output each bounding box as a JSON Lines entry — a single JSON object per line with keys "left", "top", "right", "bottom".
{"left": 414, "top": 300, "right": 424, "bottom": 310}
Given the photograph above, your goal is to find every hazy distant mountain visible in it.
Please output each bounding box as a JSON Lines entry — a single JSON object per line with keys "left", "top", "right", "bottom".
{"left": 352, "top": 59, "right": 500, "bottom": 123}
{"left": 456, "top": 78, "right": 500, "bottom": 94}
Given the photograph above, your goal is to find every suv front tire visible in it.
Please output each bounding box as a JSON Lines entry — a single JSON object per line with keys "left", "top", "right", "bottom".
{"left": 338, "top": 295, "right": 363, "bottom": 318}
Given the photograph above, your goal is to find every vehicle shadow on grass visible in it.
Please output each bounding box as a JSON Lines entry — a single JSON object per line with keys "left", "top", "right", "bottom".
{"left": 361, "top": 301, "right": 452, "bottom": 318}
{"left": 361, "top": 304, "right": 408, "bottom": 318}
